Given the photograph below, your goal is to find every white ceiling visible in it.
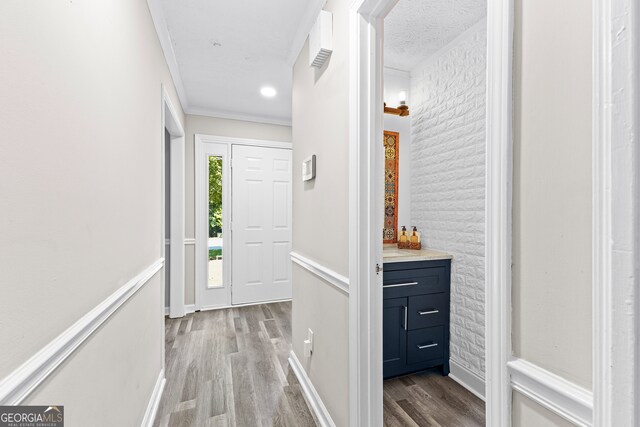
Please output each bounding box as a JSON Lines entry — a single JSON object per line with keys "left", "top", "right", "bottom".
{"left": 156, "top": 0, "right": 324, "bottom": 125}
{"left": 384, "top": 0, "right": 486, "bottom": 72}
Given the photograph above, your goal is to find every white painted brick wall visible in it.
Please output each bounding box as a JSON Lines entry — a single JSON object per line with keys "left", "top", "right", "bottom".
{"left": 410, "top": 20, "right": 487, "bottom": 379}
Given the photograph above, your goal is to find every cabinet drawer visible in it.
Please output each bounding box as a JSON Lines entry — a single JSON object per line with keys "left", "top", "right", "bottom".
{"left": 407, "top": 326, "right": 444, "bottom": 365}
{"left": 383, "top": 266, "right": 448, "bottom": 298}
{"left": 408, "top": 293, "right": 448, "bottom": 330}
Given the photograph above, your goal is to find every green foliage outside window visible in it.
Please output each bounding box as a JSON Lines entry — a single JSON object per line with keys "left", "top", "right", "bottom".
{"left": 209, "top": 157, "right": 223, "bottom": 238}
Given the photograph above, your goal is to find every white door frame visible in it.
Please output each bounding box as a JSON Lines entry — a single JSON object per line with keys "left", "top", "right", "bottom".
{"left": 350, "top": 0, "right": 640, "bottom": 425}
{"left": 194, "top": 134, "right": 293, "bottom": 311}
{"left": 348, "top": 1, "right": 394, "bottom": 425}
{"left": 161, "top": 86, "right": 186, "bottom": 319}
{"left": 194, "top": 140, "right": 232, "bottom": 310}
{"left": 348, "top": 0, "right": 511, "bottom": 425}
{"left": 592, "top": 0, "right": 639, "bottom": 424}
{"left": 484, "top": 0, "right": 513, "bottom": 425}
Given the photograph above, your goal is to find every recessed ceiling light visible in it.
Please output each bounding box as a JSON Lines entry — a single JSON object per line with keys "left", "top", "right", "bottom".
{"left": 260, "top": 86, "right": 277, "bottom": 98}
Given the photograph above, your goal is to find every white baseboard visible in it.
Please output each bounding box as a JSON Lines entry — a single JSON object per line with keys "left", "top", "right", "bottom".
{"left": 164, "top": 304, "right": 196, "bottom": 317}
{"left": 0, "top": 259, "right": 164, "bottom": 405}
{"left": 141, "top": 369, "right": 165, "bottom": 427}
{"left": 449, "top": 359, "right": 486, "bottom": 401}
{"left": 288, "top": 351, "right": 336, "bottom": 427}
{"left": 196, "top": 299, "right": 291, "bottom": 313}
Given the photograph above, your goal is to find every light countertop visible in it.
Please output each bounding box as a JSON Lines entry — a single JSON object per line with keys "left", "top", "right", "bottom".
{"left": 383, "top": 244, "right": 453, "bottom": 263}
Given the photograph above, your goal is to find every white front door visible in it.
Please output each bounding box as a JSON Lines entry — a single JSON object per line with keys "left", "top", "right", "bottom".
{"left": 231, "top": 145, "right": 292, "bottom": 305}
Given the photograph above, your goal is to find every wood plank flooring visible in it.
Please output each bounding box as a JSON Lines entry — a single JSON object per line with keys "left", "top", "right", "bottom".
{"left": 156, "top": 301, "right": 485, "bottom": 427}
{"left": 155, "top": 302, "right": 318, "bottom": 427}
{"left": 383, "top": 369, "right": 485, "bottom": 427}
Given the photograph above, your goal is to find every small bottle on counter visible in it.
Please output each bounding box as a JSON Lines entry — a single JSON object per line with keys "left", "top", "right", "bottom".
{"left": 399, "top": 226, "right": 408, "bottom": 243}
{"left": 410, "top": 226, "right": 421, "bottom": 250}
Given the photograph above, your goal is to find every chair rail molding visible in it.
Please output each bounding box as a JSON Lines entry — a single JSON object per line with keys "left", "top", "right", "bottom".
{"left": 290, "top": 251, "right": 349, "bottom": 294}
{"left": 508, "top": 358, "right": 593, "bottom": 427}
{"left": 0, "top": 259, "right": 164, "bottom": 405}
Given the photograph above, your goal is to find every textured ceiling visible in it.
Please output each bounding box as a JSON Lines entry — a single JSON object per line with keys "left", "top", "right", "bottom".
{"left": 158, "top": 0, "right": 319, "bottom": 124}
{"left": 384, "top": 0, "right": 486, "bottom": 72}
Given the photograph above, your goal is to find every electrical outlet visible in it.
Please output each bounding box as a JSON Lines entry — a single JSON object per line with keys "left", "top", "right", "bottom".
{"left": 304, "top": 328, "right": 314, "bottom": 357}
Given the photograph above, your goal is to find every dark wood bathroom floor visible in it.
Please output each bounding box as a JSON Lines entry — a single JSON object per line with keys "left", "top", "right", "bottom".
{"left": 384, "top": 369, "right": 485, "bottom": 426}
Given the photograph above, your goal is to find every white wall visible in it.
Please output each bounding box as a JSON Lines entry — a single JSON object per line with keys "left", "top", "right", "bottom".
{"left": 512, "top": 0, "right": 592, "bottom": 391}
{"left": 291, "top": 0, "right": 350, "bottom": 424}
{"left": 383, "top": 70, "right": 411, "bottom": 230}
{"left": 183, "top": 114, "right": 291, "bottom": 306}
{"left": 409, "top": 20, "right": 487, "bottom": 380}
{"left": 0, "top": 0, "right": 184, "bottom": 424}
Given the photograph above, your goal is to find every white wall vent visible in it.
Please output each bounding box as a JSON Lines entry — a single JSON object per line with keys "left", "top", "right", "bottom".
{"left": 309, "top": 10, "right": 333, "bottom": 68}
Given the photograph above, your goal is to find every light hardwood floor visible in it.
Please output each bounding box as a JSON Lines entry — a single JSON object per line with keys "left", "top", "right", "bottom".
{"left": 157, "top": 301, "right": 484, "bottom": 427}
{"left": 155, "top": 302, "right": 318, "bottom": 427}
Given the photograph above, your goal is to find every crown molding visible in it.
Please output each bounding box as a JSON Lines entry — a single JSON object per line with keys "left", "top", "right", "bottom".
{"left": 146, "top": 0, "right": 189, "bottom": 111}
{"left": 286, "top": 0, "right": 327, "bottom": 66}
{"left": 186, "top": 107, "right": 292, "bottom": 127}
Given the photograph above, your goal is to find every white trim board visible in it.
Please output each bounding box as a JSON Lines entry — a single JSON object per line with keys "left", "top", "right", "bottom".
{"left": 592, "top": 0, "right": 640, "bottom": 424}
{"left": 290, "top": 252, "right": 349, "bottom": 295}
{"left": 196, "top": 299, "right": 291, "bottom": 313}
{"left": 484, "top": 0, "right": 514, "bottom": 425}
{"left": 288, "top": 351, "right": 336, "bottom": 427}
{"left": 186, "top": 107, "right": 292, "bottom": 127}
{"left": 195, "top": 134, "right": 292, "bottom": 150}
{"left": 348, "top": 0, "right": 393, "bottom": 424}
{"left": 508, "top": 358, "right": 593, "bottom": 427}
{"left": 0, "top": 259, "right": 164, "bottom": 405}
{"left": 162, "top": 86, "right": 187, "bottom": 320}
{"left": 141, "top": 369, "right": 166, "bottom": 427}
{"left": 146, "top": 0, "right": 188, "bottom": 111}
{"left": 449, "top": 359, "right": 486, "bottom": 401}
{"left": 164, "top": 304, "right": 195, "bottom": 317}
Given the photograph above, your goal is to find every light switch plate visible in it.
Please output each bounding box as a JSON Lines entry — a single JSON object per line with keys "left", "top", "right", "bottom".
{"left": 302, "top": 155, "right": 316, "bottom": 181}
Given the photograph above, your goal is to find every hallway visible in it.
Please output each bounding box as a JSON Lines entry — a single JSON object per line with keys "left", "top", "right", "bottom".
{"left": 156, "top": 301, "right": 485, "bottom": 427}
{"left": 155, "top": 302, "right": 318, "bottom": 427}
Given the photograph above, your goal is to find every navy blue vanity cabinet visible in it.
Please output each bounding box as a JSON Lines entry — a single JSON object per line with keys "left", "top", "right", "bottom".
{"left": 383, "top": 259, "right": 451, "bottom": 379}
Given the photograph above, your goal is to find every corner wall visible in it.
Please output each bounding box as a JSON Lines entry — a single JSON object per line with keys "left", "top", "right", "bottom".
{"left": 291, "top": 0, "right": 350, "bottom": 425}
{"left": 409, "top": 20, "right": 487, "bottom": 380}
{"left": 0, "top": 0, "right": 183, "bottom": 424}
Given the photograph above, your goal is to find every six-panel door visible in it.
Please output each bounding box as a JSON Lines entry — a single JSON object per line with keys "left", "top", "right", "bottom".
{"left": 231, "top": 145, "right": 292, "bottom": 305}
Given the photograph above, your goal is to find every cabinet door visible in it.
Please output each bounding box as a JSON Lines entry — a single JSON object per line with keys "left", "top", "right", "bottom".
{"left": 383, "top": 297, "right": 407, "bottom": 378}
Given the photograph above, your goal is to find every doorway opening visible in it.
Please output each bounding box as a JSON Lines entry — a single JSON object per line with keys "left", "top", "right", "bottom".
{"left": 194, "top": 135, "right": 293, "bottom": 310}
{"left": 161, "top": 87, "right": 186, "bottom": 320}
{"left": 348, "top": 0, "right": 512, "bottom": 425}
{"left": 379, "top": 1, "right": 487, "bottom": 425}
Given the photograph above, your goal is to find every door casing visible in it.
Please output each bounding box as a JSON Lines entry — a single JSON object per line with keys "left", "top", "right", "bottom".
{"left": 194, "top": 134, "right": 293, "bottom": 311}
